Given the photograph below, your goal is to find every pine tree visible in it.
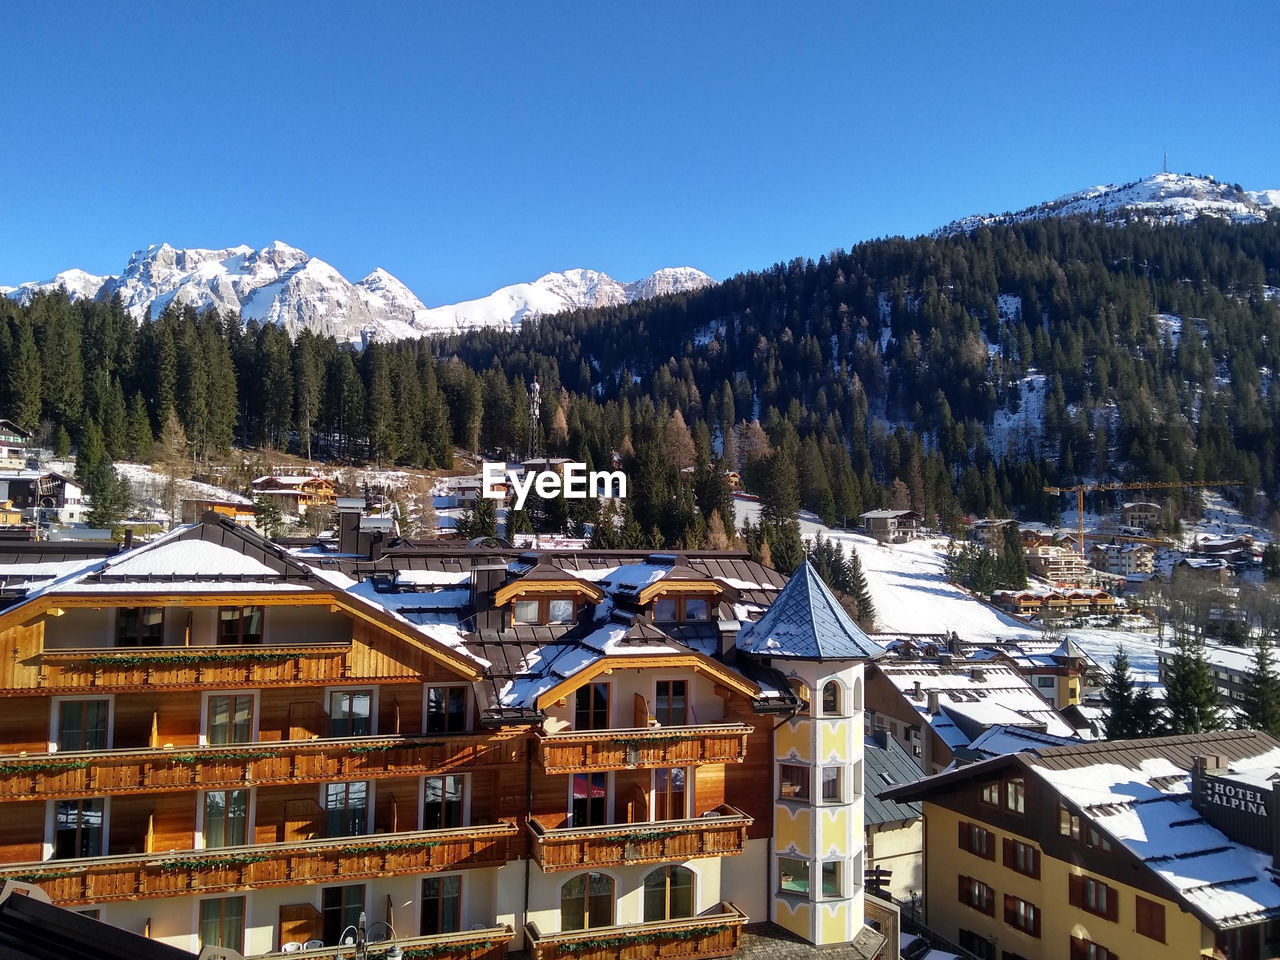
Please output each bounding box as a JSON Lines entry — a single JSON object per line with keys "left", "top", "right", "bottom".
{"left": 1102, "top": 648, "right": 1137, "bottom": 739}
{"left": 8, "top": 315, "right": 41, "bottom": 430}
{"left": 1164, "top": 638, "right": 1221, "bottom": 734}
{"left": 127, "top": 392, "right": 154, "bottom": 462}
{"left": 998, "top": 523, "right": 1028, "bottom": 589}
{"left": 847, "top": 545, "right": 876, "bottom": 629}
{"left": 86, "top": 464, "right": 130, "bottom": 531}
{"left": 1241, "top": 640, "right": 1280, "bottom": 737}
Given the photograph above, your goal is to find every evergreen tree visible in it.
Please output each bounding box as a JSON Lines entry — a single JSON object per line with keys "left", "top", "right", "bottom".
{"left": 253, "top": 495, "right": 286, "bottom": 539}
{"left": 8, "top": 314, "right": 41, "bottom": 430}
{"left": 998, "top": 523, "right": 1028, "bottom": 589}
{"left": 1164, "top": 638, "right": 1221, "bottom": 734}
{"left": 847, "top": 545, "right": 876, "bottom": 629}
{"left": 127, "top": 392, "right": 154, "bottom": 462}
{"left": 1241, "top": 640, "right": 1280, "bottom": 737}
{"left": 1102, "top": 648, "right": 1137, "bottom": 740}
{"left": 86, "top": 463, "right": 130, "bottom": 531}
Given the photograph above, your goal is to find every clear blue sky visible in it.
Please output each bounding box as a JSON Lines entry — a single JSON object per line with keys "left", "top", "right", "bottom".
{"left": 3, "top": 2, "right": 1277, "bottom": 305}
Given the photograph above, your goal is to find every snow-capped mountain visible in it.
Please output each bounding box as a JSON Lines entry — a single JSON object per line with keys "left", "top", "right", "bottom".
{"left": 1, "top": 243, "right": 715, "bottom": 342}
{"left": 938, "top": 172, "right": 1279, "bottom": 235}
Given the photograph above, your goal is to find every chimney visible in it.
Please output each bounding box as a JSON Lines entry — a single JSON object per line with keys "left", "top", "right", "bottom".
{"left": 927, "top": 691, "right": 940, "bottom": 715}
{"left": 970, "top": 667, "right": 986, "bottom": 682}
{"left": 470, "top": 556, "right": 508, "bottom": 631}
{"left": 717, "top": 619, "right": 740, "bottom": 661}
{"left": 123, "top": 529, "right": 133, "bottom": 550}
{"left": 912, "top": 680, "right": 924, "bottom": 701}
{"left": 336, "top": 497, "right": 365, "bottom": 556}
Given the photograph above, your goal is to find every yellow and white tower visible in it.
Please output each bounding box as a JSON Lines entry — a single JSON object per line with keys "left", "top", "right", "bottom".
{"left": 737, "top": 560, "right": 885, "bottom": 946}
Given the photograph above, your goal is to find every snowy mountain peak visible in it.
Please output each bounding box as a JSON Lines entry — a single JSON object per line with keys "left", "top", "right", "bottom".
{"left": 2, "top": 241, "right": 715, "bottom": 343}
{"left": 937, "top": 172, "right": 1279, "bottom": 236}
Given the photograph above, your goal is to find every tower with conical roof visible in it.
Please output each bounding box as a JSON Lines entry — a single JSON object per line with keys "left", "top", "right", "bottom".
{"left": 737, "top": 559, "right": 887, "bottom": 946}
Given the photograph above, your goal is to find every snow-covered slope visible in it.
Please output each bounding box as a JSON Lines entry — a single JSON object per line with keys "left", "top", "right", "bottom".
{"left": 938, "top": 172, "right": 1279, "bottom": 235}
{"left": 2, "top": 243, "right": 715, "bottom": 342}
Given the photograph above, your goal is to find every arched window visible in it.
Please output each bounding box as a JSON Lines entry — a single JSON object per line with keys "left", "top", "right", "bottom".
{"left": 561, "top": 872, "right": 614, "bottom": 931}
{"left": 643, "top": 865, "right": 694, "bottom": 921}
{"left": 821, "top": 681, "right": 842, "bottom": 716}
{"left": 853, "top": 676, "right": 863, "bottom": 712}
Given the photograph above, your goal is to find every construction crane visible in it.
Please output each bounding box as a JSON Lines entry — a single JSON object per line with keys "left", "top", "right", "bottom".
{"left": 1042, "top": 480, "right": 1244, "bottom": 556}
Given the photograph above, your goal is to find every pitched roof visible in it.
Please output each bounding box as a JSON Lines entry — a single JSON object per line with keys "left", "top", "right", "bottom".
{"left": 864, "top": 732, "right": 924, "bottom": 825}
{"left": 736, "top": 560, "right": 886, "bottom": 660}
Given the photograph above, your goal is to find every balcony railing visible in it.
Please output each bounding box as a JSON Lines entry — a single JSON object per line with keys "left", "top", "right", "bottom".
{"left": 527, "top": 805, "right": 751, "bottom": 873}
{"left": 254, "top": 926, "right": 514, "bottom": 960}
{"left": 536, "top": 724, "right": 751, "bottom": 774}
{"left": 0, "top": 731, "right": 523, "bottom": 801}
{"left": 0, "top": 822, "right": 517, "bottom": 906}
{"left": 525, "top": 902, "right": 747, "bottom": 960}
{"left": 34, "top": 643, "right": 351, "bottom": 691}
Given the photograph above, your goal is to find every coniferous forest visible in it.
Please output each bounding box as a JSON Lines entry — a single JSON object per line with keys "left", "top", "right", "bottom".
{"left": 3, "top": 215, "right": 1279, "bottom": 562}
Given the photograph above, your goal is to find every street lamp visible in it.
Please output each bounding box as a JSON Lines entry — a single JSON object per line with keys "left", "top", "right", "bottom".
{"left": 335, "top": 913, "right": 402, "bottom": 960}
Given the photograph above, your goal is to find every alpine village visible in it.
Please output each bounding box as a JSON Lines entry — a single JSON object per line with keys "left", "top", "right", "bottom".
{"left": 6, "top": 175, "right": 1280, "bottom": 960}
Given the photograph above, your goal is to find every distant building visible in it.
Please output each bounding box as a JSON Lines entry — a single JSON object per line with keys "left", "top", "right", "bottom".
{"left": 1121, "top": 501, "right": 1161, "bottom": 530}
{"left": 1088, "top": 542, "right": 1155, "bottom": 576}
{"left": 990, "top": 586, "right": 1117, "bottom": 620}
{"left": 968, "top": 519, "right": 1019, "bottom": 550}
{"left": 1023, "top": 544, "right": 1091, "bottom": 583}
{"left": 180, "top": 497, "right": 255, "bottom": 526}
{"left": 860, "top": 509, "right": 922, "bottom": 543}
{"left": 0, "top": 421, "right": 32, "bottom": 470}
{"left": 251, "top": 475, "right": 336, "bottom": 515}
{"left": 0, "top": 471, "right": 85, "bottom": 524}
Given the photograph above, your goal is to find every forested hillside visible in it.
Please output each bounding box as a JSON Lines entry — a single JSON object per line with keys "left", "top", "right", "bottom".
{"left": 3, "top": 215, "right": 1279, "bottom": 557}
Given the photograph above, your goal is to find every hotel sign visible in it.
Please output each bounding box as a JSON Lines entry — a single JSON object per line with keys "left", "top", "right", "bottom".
{"left": 1195, "top": 772, "right": 1274, "bottom": 853}
{"left": 1202, "top": 778, "right": 1269, "bottom": 817}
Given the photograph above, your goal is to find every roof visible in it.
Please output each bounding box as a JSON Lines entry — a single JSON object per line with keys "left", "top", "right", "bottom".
{"left": 0, "top": 885, "right": 194, "bottom": 960}
{"left": 864, "top": 731, "right": 924, "bottom": 825}
{"left": 962, "top": 723, "right": 1079, "bottom": 760}
{"left": 860, "top": 509, "right": 921, "bottom": 520}
{"left": 882, "top": 730, "right": 1280, "bottom": 931}
{"left": 736, "top": 560, "right": 886, "bottom": 660}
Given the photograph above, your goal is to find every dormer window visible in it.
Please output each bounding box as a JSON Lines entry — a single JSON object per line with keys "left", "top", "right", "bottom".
{"left": 513, "top": 597, "right": 577, "bottom": 625}
{"left": 652, "top": 595, "right": 712, "bottom": 623}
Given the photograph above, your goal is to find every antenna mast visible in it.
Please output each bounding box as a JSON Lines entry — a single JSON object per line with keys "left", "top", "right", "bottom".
{"left": 1163, "top": 150, "right": 1167, "bottom": 174}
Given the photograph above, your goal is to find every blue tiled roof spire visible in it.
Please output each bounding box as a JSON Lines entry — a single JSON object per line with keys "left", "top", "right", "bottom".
{"left": 737, "top": 560, "right": 886, "bottom": 660}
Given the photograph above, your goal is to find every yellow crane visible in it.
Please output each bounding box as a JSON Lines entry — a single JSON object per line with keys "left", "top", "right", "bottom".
{"left": 1042, "top": 480, "right": 1244, "bottom": 556}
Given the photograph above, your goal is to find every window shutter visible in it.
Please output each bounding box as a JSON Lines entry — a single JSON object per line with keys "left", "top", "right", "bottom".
{"left": 959, "top": 821, "right": 968, "bottom": 850}
{"left": 1002, "top": 837, "right": 1013, "bottom": 868}
{"left": 1106, "top": 884, "right": 1118, "bottom": 922}
{"left": 1068, "top": 874, "right": 1083, "bottom": 908}
{"left": 959, "top": 875, "right": 968, "bottom": 903}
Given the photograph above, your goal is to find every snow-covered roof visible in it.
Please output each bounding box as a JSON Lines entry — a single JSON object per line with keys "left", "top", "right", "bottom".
{"left": 965, "top": 724, "right": 1078, "bottom": 759}
{"left": 737, "top": 561, "right": 886, "bottom": 660}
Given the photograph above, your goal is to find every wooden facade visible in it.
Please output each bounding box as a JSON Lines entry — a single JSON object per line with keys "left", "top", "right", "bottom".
{"left": 525, "top": 902, "right": 748, "bottom": 960}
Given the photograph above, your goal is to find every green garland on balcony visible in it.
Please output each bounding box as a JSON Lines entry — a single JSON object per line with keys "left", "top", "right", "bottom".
{"left": 401, "top": 941, "right": 493, "bottom": 959}
{"left": 609, "top": 732, "right": 702, "bottom": 748}
{"left": 344, "top": 838, "right": 446, "bottom": 855}
{"left": 558, "top": 923, "right": 730, "bottom": 953}
{"left": 8, "top": 869, "right": 81, "bottom": 883}
{"left": 608, "top": 825, "right": 700, "bottom": 845}
{"left": 85, "top": 650, "right": 298, "bottom": 667}
{"left": 166, "top": 750, "right": 279, "bottom": 765}
{"left": 158, "top": 853, "right": 269, "bottom": 872}
{"left": 348, "top": 738, "right": 445, "bottom": 754}
{"left": 0, "top": 758, "right": 91, "bottom": 774}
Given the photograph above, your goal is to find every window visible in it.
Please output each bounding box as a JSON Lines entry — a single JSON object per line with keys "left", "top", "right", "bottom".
{"left": 423, "top": 776, "right": 465, "bottom": 829}
{"left": 652, "top": 595, "right": 710, "bottom": 622}
{"left": 547, "top": 598, "right": 575, "bottom": 623}
{"left": 654, "top": 680, "right": 687, "bottom": 726}
{"left": 199, "top": 896, "right": 245, "bottom": 954}
{"left": 822, "top": 681, "right": 842, "bottom": 716}
{"left": 1069, "top": 937, "right": 1117, "bottom": 960}
{"left": 1004, "top": 895, "right": 1041, "bottom": 937}
{"left": 1035, "top": 675, "right": 1055, "bottom": 688}
{"left": 959, "top": 929, "right": 994, "bottom": 960}
{"left": 571, "top": 772, "right": 607, "bottom": 826}
{"left": 513, "top": 597, "right": 577, "bottom": 625}
{"left": 821, "top": 767, "right": 842, "bottom": 802}
{"left": 1069, "top": 874, "right": 1118, "bottom": 922}
{"left": 653, "top": 597, "right": 678, "bottom": 622}
{"left": 421, "top": 875, "right": 461, "bottom": 936}
{"left": 560, "top": 873, "right": 613, "bottom": 931}
{"left": 116, "top": 607, "right": 164, "bottom": 646}
{"left": 206, "top": 695, "right": 254, "bottom": 745}
{"left": 56, "top": 699, "right": 109, "bottom": 751}
{"left": 574, "top": 683, "right": 609, "bottom": 730}
{"left": 683, "top": 597, "right": 709, "bottom": 621}
{"left": 958, "top": 876, "right": 995, "bottom": 916}
{"left": 203, "top": 790, "right": 249, "bottom": 848}
{"left": 981, "top": 783, "right": 1001, "bottom": 806}
{"left": 958, "top": 821, "right": 995, "bottom": 860}
{"left": 324, "top": 781, "right": 369, "bottom": 837}
{"left": 513, "top": 599, "right": 539, "bottom": 624}
{"left": 1003, "top": 838, "right": 1040, "bottom": 879}
{"left": 821, "top": 861, "right": 841, "bottom": 897}
{"left": 643, "top": 865, "right": 694, "bottom": 921}
{"left": 53, "top": 798, "right": 104, "bottom": 859}
{"left": 1136, "top": 895, "right": 1166, "bottom": 943}
{"left": 322, "top": 884, "right": 364, "bottom": 946}
{"left": 780, "top": 764, "right": 810, "bottom": 801}
{"left": 426, "top": 686, "right": 468, "bottom": 733}
{"left": 1005, "top": 778, "right": 1025, "bottom": 814}
{"left": 1085, "top": 825, "right": 1111, "bottom": 852}
{"left": 218, "top": 606, "right": 263, "bottom": 644}
{"left": 1059, "top": 803, "right": 1081, "bottom": 841}
{"left": 778, "top": 857, "right": 809, "bottom": 895}
{"left": 653, "top": 768, "right": 687, "bottom": 821}
{"left": 329, "top": 690, "right": 373, "bottom": 738}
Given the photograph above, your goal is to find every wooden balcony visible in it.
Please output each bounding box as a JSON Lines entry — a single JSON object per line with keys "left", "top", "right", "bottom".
{"left": 0, "top": 731, "right": 523, "bottom": 801}
{"left": 256, "top": 926, "right": 514, "bottom": 960}
{"left": 525, "top": 901, "right": 747, "bottom": 960}
{"left": 33, "top": 643, "right": 352, "bottom": 692}
{"left": 527, "top": 805, "right": 751, "bottom": 873}
{"left": 536, "top": 723, "right": 751, "bottom": 774}
{"left": 0, "top": 822, "right": 517, "bottom": 906}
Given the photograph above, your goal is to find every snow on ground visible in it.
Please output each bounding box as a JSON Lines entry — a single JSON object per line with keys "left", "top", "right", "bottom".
{"left": 989, "top": 373, "right": 1046, "bottom": 459}
{"left": 115, "top": 463, "right": 251, "bottom": 504}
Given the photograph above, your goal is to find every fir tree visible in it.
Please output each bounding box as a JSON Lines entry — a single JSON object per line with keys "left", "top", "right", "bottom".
{"left": 1164, "top": 638, "right": 1221, "bottom": 734}
{"left": 126, "top": 392, "right": 154, "bottom": 463}
{"left": 1102, "top": 648, "right": 1137, "bottom": 740}
{"left": 998, "top": 523, "right": 1028, "bottom": 589}
{"left": 1241, "top": 640, "right": 1280, "bottom": 737}
{"left": 847, "top": 545, "right": 876, "bottom": 629}
{"left": 86, "top": 464, "right": 130, "bottom": 531}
